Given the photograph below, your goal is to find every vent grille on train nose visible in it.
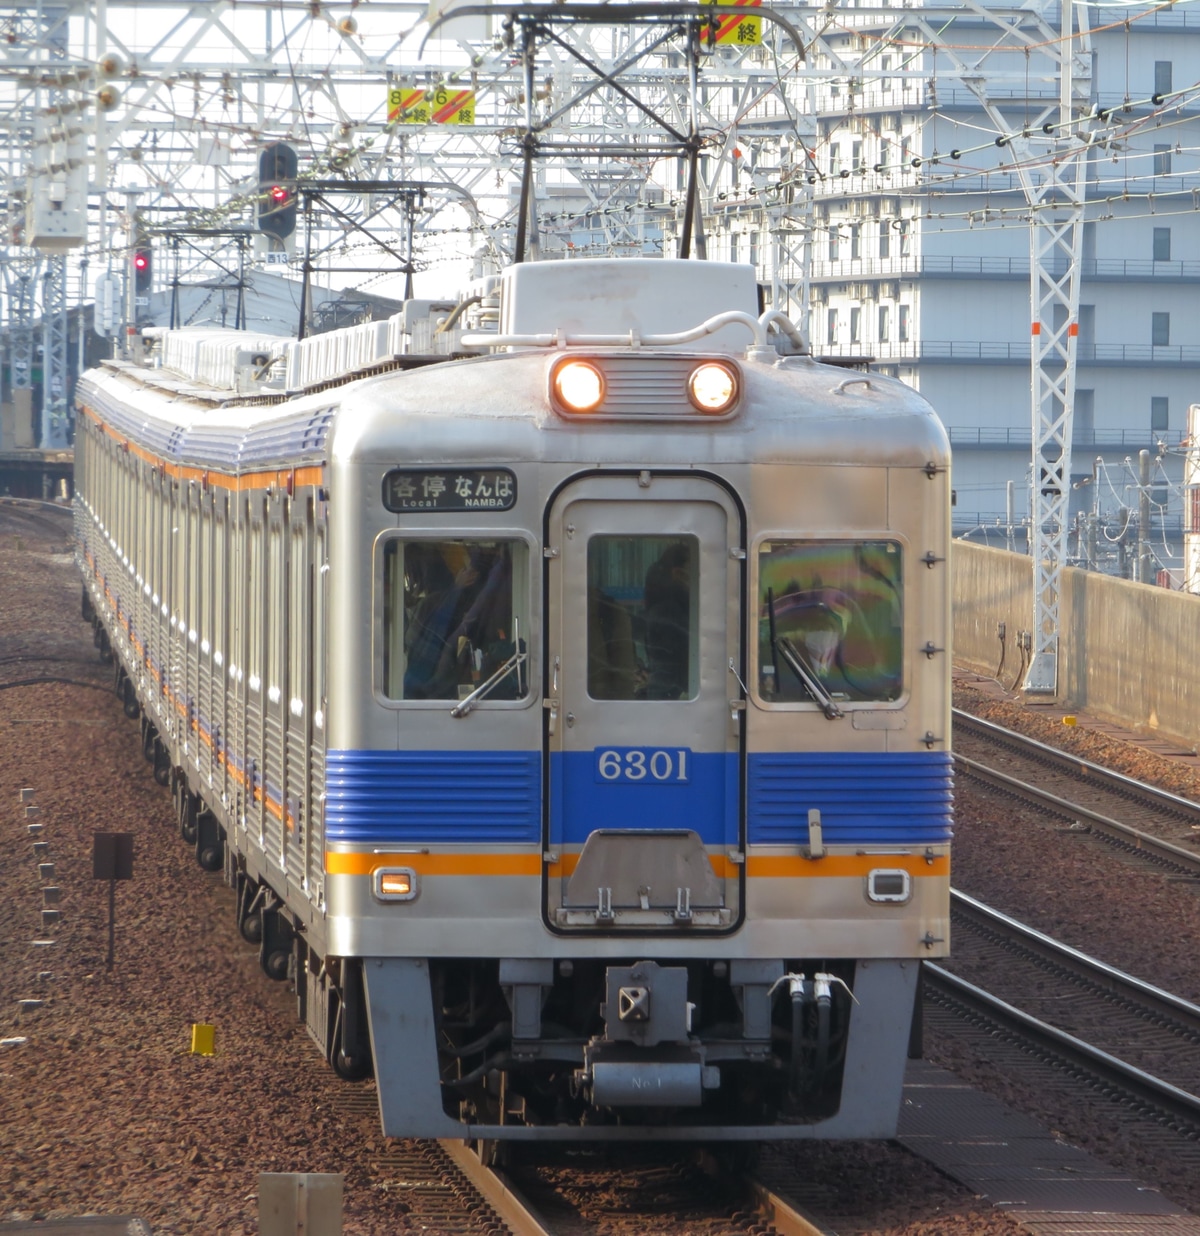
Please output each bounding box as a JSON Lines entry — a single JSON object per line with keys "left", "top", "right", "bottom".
{"left": 549, "top": 356, "right": 741, "bottom": 420}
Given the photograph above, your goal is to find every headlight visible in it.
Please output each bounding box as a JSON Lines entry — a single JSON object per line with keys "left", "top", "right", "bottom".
{"left": 687, "top": 362, "right": 738, "bottom": 414}
{"left": 553, "top": 360, "right": 605, "bottom": 413}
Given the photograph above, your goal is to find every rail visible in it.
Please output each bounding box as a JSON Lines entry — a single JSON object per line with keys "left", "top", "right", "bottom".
{"left": 924, "top": 963, "right": 1200, "bottom": 1134}
{"left": 951, "top": 888, "right": 1200, "bottom": 1033}
{"left": 438, "top": 1140, "right": 554, "bottom": 1236}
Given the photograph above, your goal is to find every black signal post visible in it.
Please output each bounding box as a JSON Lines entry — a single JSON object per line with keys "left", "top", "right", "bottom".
{"left": 93, "top": 831, "right": 134, "bottom": 970}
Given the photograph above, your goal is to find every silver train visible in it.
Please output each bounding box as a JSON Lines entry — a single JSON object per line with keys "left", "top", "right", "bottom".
{"left": 75, "top": 258, "right": 952, "bottom": 1142}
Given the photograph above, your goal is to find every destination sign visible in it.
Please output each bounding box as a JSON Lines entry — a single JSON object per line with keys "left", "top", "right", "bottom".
{"left": 382, "top": 468, "right": 517, "bottom": 512}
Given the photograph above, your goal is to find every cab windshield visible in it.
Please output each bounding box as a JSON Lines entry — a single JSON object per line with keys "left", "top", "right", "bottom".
{"left": 757, "top": 540, "right": 903, "bottom": 704}
{"left": 382, "top": 539, "right": 529, "bottom": 702}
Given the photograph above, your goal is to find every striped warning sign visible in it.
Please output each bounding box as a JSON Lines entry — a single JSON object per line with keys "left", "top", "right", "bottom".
{"left": 704, "top": 0, "right": 761, "bottom": 45}
{"left": 429, "top": 87, "right": 475, "bottom": 125}
{"left": 387, "top": 87, "right": 431, "bottom": 124}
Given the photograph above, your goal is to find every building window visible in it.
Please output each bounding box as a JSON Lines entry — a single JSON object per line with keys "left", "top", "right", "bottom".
{"left": 1075, "top": 389, "right": 1095, "bottom": 446}
{"left": 1153, "top": 228, "right": 1171, "bottom": 262}
{"left": 879, "top": 221, "right": 891, "bottom": 259}
{"left": 827, "top": 308, "right": 838, "bottom": 345}
{"left": 828, "top": 226, "right": 840, "bottom": 261}
{"left": 1151, "top": 396, "right": 1169, "bottom": 432}
{"left": 850, "top": 306, "right": 861, "bottom": 344}
{"left": 897, "top": 219, "right": 910, "bottom": 257}
{"left": 899, "top": 304, "right": 910, "bottom": 342}
{"left": 829, "top": 142, "right": 841, "bottom": 176}
{"left": 1152, "top": 312, "right": 1170, "bottom": 346}
{"left": 1154, "top": 60, "right": 1172, "bottom": 96}
{"left": 749, "top": 231, "right": 759, "bottom": 268}
{"left": 850, "top": 223, "right": 861, "bottom": 260}
{"left": 852, "top": 140, "right": 862, "bottom": 171}
{"left": 1154, "top": 144, "right": 1172, "bottom": 176}
{"left": 880, "top": 138, "right": 891, "bottom": 170}
{"left": 730, "top": 233, "right": 739, "bottom": 264}
{"left": 878, "top": 304, "right": 890, "bottom": 343}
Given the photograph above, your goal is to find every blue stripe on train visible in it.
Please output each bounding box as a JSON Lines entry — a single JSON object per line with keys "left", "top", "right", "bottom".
{"left": 323, "top": 749, "right": 951, "bottom": 848}
{"left": 747, "top": 751, "right": 953, "bottom": 846}
{"left": 325, "top": 749, "right": 541, "bottom": 844}
{"left": 548, "top": 751, "right": 739, "bottom": 848}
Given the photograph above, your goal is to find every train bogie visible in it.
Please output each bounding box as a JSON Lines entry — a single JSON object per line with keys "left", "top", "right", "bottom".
{"left": 75, "top": 258, "right": 951, "bottom": 1142}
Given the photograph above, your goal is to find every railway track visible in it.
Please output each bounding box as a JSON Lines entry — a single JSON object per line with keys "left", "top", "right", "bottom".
{"left": 940, "top": 890, "right": 1200, "bottom": 1110}
{"left": 0, "top": 496, "right": 74, "bottom": 543}
{"left": 953, "top": 709, "right": 1200, "bottom": 874}
{"left": 332, "top": 1086, "right": 826, "bottom": 1236}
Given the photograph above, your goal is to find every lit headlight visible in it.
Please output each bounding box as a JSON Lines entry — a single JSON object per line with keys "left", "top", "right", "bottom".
{"left": 553, "top": 361, "right": 605, "bottom": 413}
{"left": 687, "top": 362, "right": 738, "bottom": 414}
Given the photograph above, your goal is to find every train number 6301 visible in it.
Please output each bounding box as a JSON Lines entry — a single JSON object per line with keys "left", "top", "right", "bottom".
{"left": 594, "top": 747, "right": 691, "bottom": 783}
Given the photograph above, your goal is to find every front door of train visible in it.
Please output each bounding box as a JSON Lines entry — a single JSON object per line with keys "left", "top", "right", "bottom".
{"left": 544, "top": 474, "right": 743, "bottom": 931}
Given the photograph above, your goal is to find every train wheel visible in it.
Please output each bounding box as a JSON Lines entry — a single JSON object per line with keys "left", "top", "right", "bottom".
{"left": 330, "top": 964, "right": 371, "bottom": 1081}
{"left": 473, "top": 1140, "right": 509, "bottom": 1168}
{"left": 179, "top": 791, "right": 199, "bottom": 844}
{"left": 152, "top": 739, "right": 171, "bottom": 787}
{"left": 259, "top": 904, "right": 294, "bottom": 982}
{"left": 141, "top": 721, "right": 157, "bottom": 764}
{"left": 333, "top": 1046, "right": 371, "bottom": 1082}
{"left": 197, "top": 844, "right": 222, "bottom": 872}
{"left": 262, "top": 945, "right": 290, "bottom": 982}
{"left": 195, "top": 811, "right": 223, "bottom": 871}
{"left": 237, "top": 878, "right": 263, "bottom": 944}
{"left": 122, "top": 679, "right": 140, "bottom": 720}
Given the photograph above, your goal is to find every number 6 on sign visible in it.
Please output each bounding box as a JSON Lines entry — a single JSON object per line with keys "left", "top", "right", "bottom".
{"left": 594, "top": 747, "right": 691, "bottom": 783}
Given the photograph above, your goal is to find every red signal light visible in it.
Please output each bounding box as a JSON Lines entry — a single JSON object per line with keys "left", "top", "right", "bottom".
{"left": 269, "top": 185, "right": 289, "bottom": 203}
{"left": 132, "top": 252, "right": 149, "bottom": 270}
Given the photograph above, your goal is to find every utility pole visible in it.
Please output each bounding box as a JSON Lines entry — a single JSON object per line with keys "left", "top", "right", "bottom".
{"left": 1022, "top": 0, "right": 1094, "bottom": 693}
{"left": 1136, "top": 449, "right": 1152, "bottom": 584}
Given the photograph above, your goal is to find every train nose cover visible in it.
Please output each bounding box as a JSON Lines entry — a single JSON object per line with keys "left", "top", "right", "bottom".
{"left": 582, "top": 961, "right": 719, "bottom": 1108}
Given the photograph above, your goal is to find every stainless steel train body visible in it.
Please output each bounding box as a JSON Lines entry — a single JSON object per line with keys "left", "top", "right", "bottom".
{"left": 74, "top": 259, "right": 952, "bottom": 1142}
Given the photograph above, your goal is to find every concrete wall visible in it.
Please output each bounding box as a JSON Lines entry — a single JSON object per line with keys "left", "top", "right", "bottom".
{"left": 953, "top": 540, "right": 1200, "bottom": 749}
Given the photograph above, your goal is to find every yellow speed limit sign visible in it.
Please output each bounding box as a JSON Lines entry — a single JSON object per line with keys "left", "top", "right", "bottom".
{"left": 429, "top": 87, "right": 475, "bottom": 125}
{"left": 387, "top": 87, "right": 431, "bottom": 124}
{"left": 705, "top": 0, "right": 761, "bottom": 45}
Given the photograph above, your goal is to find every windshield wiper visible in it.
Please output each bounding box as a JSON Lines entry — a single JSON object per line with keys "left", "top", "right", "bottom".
{"left": 767, "top": 588, "right": 843, "bottom": 721}
{"left": 450, "top": 618, "right": 527, "bottom": 718}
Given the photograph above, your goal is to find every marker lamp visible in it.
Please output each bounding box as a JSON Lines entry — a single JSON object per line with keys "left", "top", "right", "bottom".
{"left": 373, "top": 868, "right": 418, "bottom": 902}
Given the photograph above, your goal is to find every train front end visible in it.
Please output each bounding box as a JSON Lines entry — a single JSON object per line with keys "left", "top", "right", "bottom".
{"left": 321, "top": 259, "right": 952, "bottom": 1141}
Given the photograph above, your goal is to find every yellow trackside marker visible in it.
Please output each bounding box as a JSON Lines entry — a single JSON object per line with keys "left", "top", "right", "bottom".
{"left": 190, "top": 1023, "right": 216, "bottom": 1056}
{"left": 388, "top": 86, "right": 430, "bottom": 124}
{"left": 1063, "top": 716, "right": 1078, "bottom": 726}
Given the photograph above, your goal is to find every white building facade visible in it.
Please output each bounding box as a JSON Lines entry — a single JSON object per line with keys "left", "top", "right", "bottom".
{"left": 701, "top": 3, "right": 1200, "bottom": 577}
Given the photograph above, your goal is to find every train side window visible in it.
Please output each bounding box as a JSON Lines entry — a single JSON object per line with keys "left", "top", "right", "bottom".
{"left": 757, "top": 540, "right": 903, "bottom": 704}
{"left": 382, "top": 539, "right": 529, "bottom": 703}
{"left": 586, "top": 535, "right": 699, "bottom": 701}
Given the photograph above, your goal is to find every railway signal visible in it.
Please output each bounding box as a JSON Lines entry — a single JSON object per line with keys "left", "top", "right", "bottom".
{"left": 258, "top": 142, "right": 298, "bottom": 240}
{"left": 132, "top": 231, "right": 152, "bottom": 298}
